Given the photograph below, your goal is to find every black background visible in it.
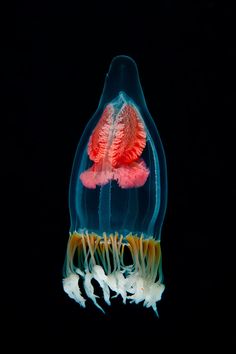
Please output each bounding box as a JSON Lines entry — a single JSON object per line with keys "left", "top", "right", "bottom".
{"left": 3, "top": 0, "right": 235, "bottom": 351}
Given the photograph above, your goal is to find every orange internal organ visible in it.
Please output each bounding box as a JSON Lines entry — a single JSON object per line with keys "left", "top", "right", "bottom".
{"left": 80, "top": 103, "right": 149, "bottom": 189}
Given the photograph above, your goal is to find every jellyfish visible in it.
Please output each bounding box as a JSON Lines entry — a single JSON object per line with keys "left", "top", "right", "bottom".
{"left": 63, "top": 55, "right": 167, "bottom": 315}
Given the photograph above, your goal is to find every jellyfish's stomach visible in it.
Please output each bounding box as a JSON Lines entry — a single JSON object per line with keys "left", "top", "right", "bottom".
{"left": 63, "top": 56, "right": 167, "bottom": 315}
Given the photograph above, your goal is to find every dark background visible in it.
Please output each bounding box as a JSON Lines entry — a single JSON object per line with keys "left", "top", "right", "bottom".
{"left": 3, "top": 0, "right": 234, "bottom": 351}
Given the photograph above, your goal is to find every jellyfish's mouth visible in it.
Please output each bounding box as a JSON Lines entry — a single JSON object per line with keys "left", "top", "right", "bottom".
{"left": 63, "top": 232, "right": 164, "bottom": 315}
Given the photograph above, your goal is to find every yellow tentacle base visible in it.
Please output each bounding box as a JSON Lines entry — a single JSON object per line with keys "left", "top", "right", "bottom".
{"left": 63, "top": 232, "right": 164, "bottom": 315}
